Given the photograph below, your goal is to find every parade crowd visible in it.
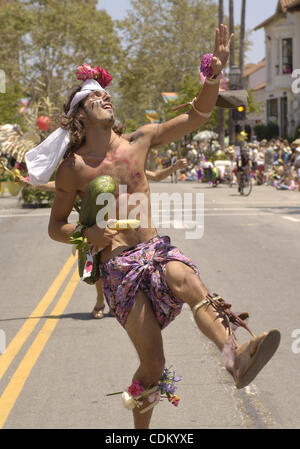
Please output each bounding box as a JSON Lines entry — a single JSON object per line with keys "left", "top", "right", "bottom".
{"left": 148, "top": 137, "right": 300, "bottom": 192}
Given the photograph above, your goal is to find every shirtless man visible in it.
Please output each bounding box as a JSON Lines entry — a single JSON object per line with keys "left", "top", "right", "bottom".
{"left": 46, "top": 25, "right": 280, "bottom": 429}
{"left": 18, "top": 156, "right": 187, "bottom": 319}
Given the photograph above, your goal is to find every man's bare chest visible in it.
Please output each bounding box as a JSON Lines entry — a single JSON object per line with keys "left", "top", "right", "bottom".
{"left": 75, "top": 147, "right": 146, "bottom": 197}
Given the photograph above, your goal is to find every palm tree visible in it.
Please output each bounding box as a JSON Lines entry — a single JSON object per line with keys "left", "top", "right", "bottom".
{"left": 229, "top": 0, "right": 235, "bottom": 68}
{"left": 228, "top": 0, "right": 235, "bottom": 145}
{"left": 217, "top": 0, "right": 225, "bottom": 150}
{"left": 239, "top": 0, "right": 246, "bottom": 85}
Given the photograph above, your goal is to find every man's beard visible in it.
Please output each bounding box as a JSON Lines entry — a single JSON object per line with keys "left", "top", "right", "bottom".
{"left": 83, "top": 103, "right": 114, "bottom": 127}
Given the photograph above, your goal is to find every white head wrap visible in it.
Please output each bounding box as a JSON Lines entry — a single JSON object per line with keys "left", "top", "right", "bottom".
{"left": 25, "top": 79, "right": 106, "bottom": 185}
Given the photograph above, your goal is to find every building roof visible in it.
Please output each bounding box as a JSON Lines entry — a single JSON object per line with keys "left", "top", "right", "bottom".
{"left": 255, "top": 0, "right": 300, "bottom": 30}
{"left": 243, "top": 59, "right": 266, "bottom": 78}
{"left": 277, "top": 0, "right": 300, "bottom": 13}
{"left": 252, "top": 82, "right": 266, "bottom": 92}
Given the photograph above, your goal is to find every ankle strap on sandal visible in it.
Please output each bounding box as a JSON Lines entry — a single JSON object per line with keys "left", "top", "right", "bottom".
{"left": 192, "top": 298, "right": 210, "bottom": 317}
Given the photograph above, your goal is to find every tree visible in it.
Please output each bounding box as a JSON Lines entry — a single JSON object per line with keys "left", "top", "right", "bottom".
{"left": 0, "top": 1, "right": 31, "bottom": 84}
{"left": 0, "top": 0, "right": 123, "bottom": 125}
{"left": 116, "top": 0, "right": 218, "bottom": 127}
{"left": 239, "top": 0, "right": 246, "bottom": 77}
{"left": 228, "top": 0, "right": 235, "bottom": 145}
{"left": 217, "top": 0, "right": 225, "bottom": 150}
{"left": 25, "top": 0, "right": 122, "bottom": 106}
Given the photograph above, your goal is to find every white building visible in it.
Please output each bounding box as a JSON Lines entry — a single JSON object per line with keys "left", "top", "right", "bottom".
{"left": 254, "top": 0, "right": 300, "bottom": 139}
{"left": 242, "top": 59, "right": 267, "bottom": 138}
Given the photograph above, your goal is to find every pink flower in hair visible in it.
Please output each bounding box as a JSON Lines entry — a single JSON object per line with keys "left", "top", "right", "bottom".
{"left": 76, "top": 64, "right": 97, "bottom": 81}
{"left": 76, "top": 63, "right": 113, "bottom": 87}
{"left": 95, "top": 65, "right": 113, "bottom": 88}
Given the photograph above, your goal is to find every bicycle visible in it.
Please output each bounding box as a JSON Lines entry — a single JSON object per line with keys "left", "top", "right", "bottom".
{"left": 238, "top": 167, "right": 252, "bottom": 196}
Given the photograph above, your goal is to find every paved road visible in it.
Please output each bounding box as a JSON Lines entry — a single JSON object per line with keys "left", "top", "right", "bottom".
{"left": 0, "top": 183, "right": 299, "bottom": 429}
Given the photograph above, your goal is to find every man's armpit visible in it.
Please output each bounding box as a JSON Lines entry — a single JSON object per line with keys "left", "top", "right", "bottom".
{"left": 129, "top": 130, "right": 145, "bottom": 144}
{"left": 150, "top": 124, "right": 162, "bottom": 148}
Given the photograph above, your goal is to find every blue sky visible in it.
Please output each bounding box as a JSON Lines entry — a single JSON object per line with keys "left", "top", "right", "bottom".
{"left": 97, "top": 0, "right": 278, "bottom": 64}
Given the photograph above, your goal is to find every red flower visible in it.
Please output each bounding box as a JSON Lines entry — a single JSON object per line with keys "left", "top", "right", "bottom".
{"left": 128, "top": 380, "right": 145, "bottom": 397}
{"left": 95, "top": 66, "right": 113, "bottom": 88}
{"left": 168, "top": 395, "right": 180, "bottom": 407}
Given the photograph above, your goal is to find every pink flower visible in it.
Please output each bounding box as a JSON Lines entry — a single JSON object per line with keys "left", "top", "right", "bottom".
{"left": 85, "top": 261, "right": 93, "bottom": 273}
{"left": 95, "top": 65, "right": 113, "bottom": 88}
{"left": 128, "top": 380, "right": 145, "bottom": 397}
{"left": 76, "top": 64, "right": 97, "bottom": 81}
{"left": 168, "top": 395, "right": 180, "bottom": 407}
{"left": 148, "top": 391, "right": 160, "bottom": 403}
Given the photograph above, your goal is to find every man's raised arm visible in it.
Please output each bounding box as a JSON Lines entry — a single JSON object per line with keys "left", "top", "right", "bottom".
{"left": 149, "top": 24, "right": 233, "bottom": 148}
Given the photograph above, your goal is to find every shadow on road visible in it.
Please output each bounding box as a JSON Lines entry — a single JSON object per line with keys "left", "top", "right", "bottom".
{"left": 0, "top": 312, "right": 115, "bottom": 322}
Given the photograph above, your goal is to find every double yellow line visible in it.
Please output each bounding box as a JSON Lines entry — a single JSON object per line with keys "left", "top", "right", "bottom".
{"left": 0, "top": 254, "right": 79, "bottom": 428}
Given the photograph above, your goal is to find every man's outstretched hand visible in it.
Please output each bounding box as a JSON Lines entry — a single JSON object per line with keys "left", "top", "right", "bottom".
{"left": 211, "top": 24, "right": 234, "bottom": 76}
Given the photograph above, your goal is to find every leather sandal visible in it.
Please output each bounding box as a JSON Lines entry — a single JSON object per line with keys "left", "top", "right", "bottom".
{"left": 92, "top": 305, "right": 105, "bottom": 319}
{"left": 233, "top": 329, "right": 281, "bottom": 389}
{"left": 193, "top": 294, "right": 281, "bottom": 389}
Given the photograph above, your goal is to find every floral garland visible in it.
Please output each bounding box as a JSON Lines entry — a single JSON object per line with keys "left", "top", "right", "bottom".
{"left": 107, "top": 367, "right": 182, "bottom": 414}
{"left": 76, "top": 64, "right": 112, "bottom": 88}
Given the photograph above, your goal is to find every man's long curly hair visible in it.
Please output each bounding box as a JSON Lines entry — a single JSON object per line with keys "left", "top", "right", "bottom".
{"left": 59, "top": 86, "right": 86, "bottom": 160}
{"left": 59, "top": 86, "right": 125, "bottom": 160}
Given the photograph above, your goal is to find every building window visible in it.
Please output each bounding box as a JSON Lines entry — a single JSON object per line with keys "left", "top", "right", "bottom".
{"left": 267, "top": 98, "right": 278, "bottom": 121}
{"left": 280, "top": 97, "right": 288, "bottom": 138}
{"left": 282, "top": 38, "right": 293, "bottom": 74}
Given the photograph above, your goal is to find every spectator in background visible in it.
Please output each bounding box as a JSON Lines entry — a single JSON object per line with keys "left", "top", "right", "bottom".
{"left": 294, "top": 147, "right": 300, "bottom": 191}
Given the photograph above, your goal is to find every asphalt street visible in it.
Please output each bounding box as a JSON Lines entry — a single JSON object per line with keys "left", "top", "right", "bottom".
{"left": 0, "top": 182, "right": 299, "bottom": 429}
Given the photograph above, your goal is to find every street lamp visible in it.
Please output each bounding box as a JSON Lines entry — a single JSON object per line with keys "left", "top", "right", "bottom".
{"left": 229, "top": 66, "right": 242, "bottom": 145}
{"left": 229, "top": 65, "right": 242, "bottom": 90}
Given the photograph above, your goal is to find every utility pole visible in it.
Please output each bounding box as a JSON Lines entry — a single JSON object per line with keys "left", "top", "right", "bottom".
{"left": 217, "top": 0, "right": 225, "bottom": 151}
{"left": 228, "top": 0, "right": 235, "bottom": 145}
{"left": 239, "top": 0, "right": 246, "bottom": 136}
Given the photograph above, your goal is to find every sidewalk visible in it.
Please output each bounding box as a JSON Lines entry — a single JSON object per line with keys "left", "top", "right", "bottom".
{"left": 0, "top": 191, "right": 22, "bottom": 210}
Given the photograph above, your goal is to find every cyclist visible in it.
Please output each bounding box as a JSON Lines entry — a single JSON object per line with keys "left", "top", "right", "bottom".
{"left": 236, "top": 145, "right": 251, "bottom": 192}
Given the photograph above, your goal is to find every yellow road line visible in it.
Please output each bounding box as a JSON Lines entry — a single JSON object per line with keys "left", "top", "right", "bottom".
{"left": 0, "top": 254, "right": 77, "bottom": 381}
{"left": 0, "top": 268, "right": 79, "bottom": 429}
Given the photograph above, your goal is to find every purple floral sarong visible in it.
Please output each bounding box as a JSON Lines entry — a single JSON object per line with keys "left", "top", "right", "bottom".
{"left": 99, "top": 235, "right": 199, "bottom": 330}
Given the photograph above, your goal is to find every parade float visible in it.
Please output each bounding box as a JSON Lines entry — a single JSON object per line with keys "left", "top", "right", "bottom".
{"left": 0, "top": 96, "right": 58, "bottom": 206}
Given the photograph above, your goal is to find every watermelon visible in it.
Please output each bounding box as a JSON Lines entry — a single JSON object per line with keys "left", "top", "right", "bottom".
{"left": 77, "top": 175, "right": 116, "bottom": 284}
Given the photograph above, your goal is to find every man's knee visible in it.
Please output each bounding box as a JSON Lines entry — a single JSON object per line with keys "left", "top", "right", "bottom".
{"left": 142, "top": 355, "right": 165, "bottom": 384}
{"left": 165, "top": 261, "right": 196, "bottom": 297}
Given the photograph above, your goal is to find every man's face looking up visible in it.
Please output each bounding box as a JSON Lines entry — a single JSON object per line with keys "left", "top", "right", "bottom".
{"left": 78, "top": 90, "right": 114, "bottom": 127}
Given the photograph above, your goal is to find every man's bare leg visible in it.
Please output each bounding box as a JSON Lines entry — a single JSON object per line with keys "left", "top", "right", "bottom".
{"left": 164, "top": 261, "right": 277, "bottom": 384}
{"left": 92, "top": 280, "right": 106, "bottom": 319}
{"left": 125, "top": 290, "right": 165, "bottom": 429}
{"left": 93, "top": 280, "right": 114, "bottom": 318}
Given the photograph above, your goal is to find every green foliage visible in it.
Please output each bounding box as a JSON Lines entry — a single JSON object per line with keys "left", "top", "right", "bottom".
{"left": 294, "top": 122, "right": 300, "bottom": 140}
{"left": 21, "top": 187, "right": 55, "bottom": 207}
{"left": 254, "top": 123, "right": 279, "bottom": 141}
{"left": 0, "top": 84, "right": 26, "bottom": 126}
{"left": 162, "top": 74, "right": 219, "bottom": 138}
{"left": 117, "top": 0, "right": 218, "bottom": 127}
{"left": 0, "top": 2, "right": 32, "bottom": 83}
{"left": 0, "top": 0, "right": 123, "bottom": 108}
{"left": 247, "top": 89, "right": 263, "bottom": 115}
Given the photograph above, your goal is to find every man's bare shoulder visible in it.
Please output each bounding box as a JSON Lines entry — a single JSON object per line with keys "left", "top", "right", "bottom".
{"left": 55, "top": 156, "right": 81, "bottom": 192}
{"left": 126, "top": 124, "right": 160, "bottom": 145}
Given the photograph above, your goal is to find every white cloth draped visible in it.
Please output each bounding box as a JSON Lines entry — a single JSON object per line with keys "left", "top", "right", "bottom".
{"left": 25, "top": 79, "right": 105, "bottom": 185}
